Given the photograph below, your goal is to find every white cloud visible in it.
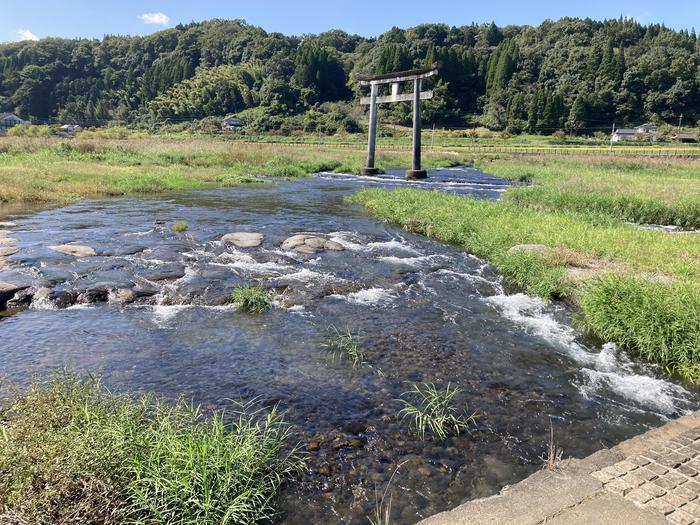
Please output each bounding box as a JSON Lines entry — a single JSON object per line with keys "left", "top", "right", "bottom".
{"left": 138, "top": 12, "right": 170, "bottom": 26}
{"left": 16, "top": 29, "right": 39, "bottom": 41}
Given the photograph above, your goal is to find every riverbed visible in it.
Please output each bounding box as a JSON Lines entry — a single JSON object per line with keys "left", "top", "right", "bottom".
{"left": 1, "top": 166, "right": 698, "bottom": 524}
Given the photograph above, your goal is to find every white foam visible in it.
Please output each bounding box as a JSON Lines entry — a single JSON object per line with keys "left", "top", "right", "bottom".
{"left": 485, "top": 294, "right": 692, "bottom": 417}
{"left": 332, "top": 287, "right": 397, "bottom": 307}
{"left": 378, "top": 254, "right": 449, "bottom": 268}
{"left": 282, "top": 268, "right": 342, "bottom": 285}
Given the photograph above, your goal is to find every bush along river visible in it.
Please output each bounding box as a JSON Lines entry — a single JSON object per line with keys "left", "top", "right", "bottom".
{"left": 1, "top": 166, "right": 699, "bottom": 524}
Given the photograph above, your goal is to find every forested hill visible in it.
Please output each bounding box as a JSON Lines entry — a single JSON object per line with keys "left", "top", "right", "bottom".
{"left": 1, "top": 17, "right": 698, "bottom": 133}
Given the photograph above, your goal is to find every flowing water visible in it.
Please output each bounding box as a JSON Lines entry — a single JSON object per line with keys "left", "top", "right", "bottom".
{"left": 1, "top": 166, "right": 698, "bottom": 524}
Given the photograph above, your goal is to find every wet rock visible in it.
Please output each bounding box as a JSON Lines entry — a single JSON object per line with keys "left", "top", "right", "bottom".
{"left": 0, "top": 247, "right": 18, "bottom": 257}
{"left": 100, "top": 245, "right": 146, "bottom": 256}
{"left": 0, "top": 238, "right": 18, "bottom": 244}
{"left": 49, "top": 244, "right": 97, "bottom": 257}
{"left": 140, "top": 265, "right": 186, "bottom": 281}
{"left": 108, "top": 288, "right": 137, "bottom": 304}
{"left": 507, "top": 244, "right": 553, "bottom": 257}
{"left": 343, "top": 420, "right": 369, "bottom": 436}
{"left": 222, "top": 232, "right": 264, "bottom": 248}
{"left": 0, "top": 230, "right": 12, "bottom": 236}
{"left": 318, "top": 464, "right": 332, "bottom": 476}
{"left": 333, "top": 438, "right": 366, "bottom": 450}
{"left": 306, "top": 442, "right": 321, "bottom": 452}
{"left": 77, "top": 287, "right": 110, "bottom": 304}
{"left": 48, "top": 290, "right": 79, "bottom": 309}
{"left": 0, "top": 222, "right": 16, "bottom": 228}
{"left": 30, "top": 287, "right": 51, "bottom": 307}
{"left": 281, "top": 234, "right": 345, "bottom": 254}
{"left": 0, "top": 281, "right": 29, "bottom": 310}
{"left": 0, "top": 257, "right": 7, "bottom": 270}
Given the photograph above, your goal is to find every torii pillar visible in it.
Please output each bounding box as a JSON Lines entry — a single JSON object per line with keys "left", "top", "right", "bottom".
{"left": 359, "top": 65, "right": 438, "bottom": 179}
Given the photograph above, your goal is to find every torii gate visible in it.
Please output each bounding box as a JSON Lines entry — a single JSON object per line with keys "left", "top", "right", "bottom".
{"left": 359, "top": 64, "right": 438, "bottom": 179}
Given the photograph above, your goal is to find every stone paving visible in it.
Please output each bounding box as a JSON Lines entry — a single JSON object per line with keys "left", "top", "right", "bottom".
{"left": 420, "top": 410, "right": 700, "bottom": 525}
{"left": 592, "top": 426, "right": 700, "bottom": 525}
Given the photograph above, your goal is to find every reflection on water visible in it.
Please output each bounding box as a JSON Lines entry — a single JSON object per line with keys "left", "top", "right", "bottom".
{"left": 1, "top": 166, "right": 698, "bottom": 524}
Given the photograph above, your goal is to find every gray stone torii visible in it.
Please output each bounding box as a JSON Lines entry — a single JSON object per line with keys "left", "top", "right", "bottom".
{"left": 359, "top": 64, "right": 438, "bottom": 179}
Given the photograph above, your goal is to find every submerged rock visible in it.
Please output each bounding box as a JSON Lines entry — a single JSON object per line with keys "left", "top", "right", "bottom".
{"left": 222, "top": 232, "right": 264, "bottom": 248}
{"left": 0, "top": 247, "right": 18, "bottom": 257}
{"left": 0, "top": 281, "right": 29, "bottom": 310}
{"left": 281, "top": 234, "right": 345, "bottom": 254}
{"left": 49, "top": 244, "right": 97, "bottom": 257}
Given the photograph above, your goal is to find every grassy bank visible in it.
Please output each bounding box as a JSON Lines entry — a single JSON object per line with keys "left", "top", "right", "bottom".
{"left": 353, "top": 187, "right": 700, "bottom": 382}
{"left": 477, "top": 156, "right": 700, "bottom": 227}
{"left": 0, "top": 137, "right": 463, "bottom": 204}
{"left": 0, "top": 374, "right": 302, "bottom": 525}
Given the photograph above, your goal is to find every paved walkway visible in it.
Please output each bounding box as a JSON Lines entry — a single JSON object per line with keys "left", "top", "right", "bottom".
{"left": 420, "top": 410, "right": 700, "bottom": 525}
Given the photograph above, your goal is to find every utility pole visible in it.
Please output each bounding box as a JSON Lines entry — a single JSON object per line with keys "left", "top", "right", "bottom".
{"left": 610, "top": 122, "right": 615, "bottom": 151}
{"left": 678, "top": 114, "right": 684, "bottom": 135}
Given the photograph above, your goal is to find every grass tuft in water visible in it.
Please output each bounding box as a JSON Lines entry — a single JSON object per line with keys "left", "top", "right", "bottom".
{"left": 227, "top": 285, "right": 271, "bottom": 313}
{"left": 0, "top": 373, "right": 302, "bottom": 525}
{"left": 542, "top": 421, "right": 564, "bottom": 471}
{"left": 398, "top": 383, "right": 477, "bottom": 441}
{"left": 320, "top": 324, "right": 365, "bottom": 369}
{"left": 171, "top": 221, "right": 189, "bottom": 233}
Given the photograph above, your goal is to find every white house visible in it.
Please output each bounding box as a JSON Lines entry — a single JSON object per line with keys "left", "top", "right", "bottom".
{"left": 0, "top": 113, "right": 25, "bottom": 133}
{"left": 611, "top": 123, "right": 658, "bottom": 143}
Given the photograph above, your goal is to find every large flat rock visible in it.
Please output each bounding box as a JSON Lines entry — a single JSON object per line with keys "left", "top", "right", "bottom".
{"left": 0, "top": 281, "right": 29, "bottom": 310}
{"left": 0, "top": 222, "right": 16, "bottom": 228}
{"left": 0, "top": 247, "right": 18, "bottom": 257}
{"left": 0, "top": 238, "right": 18, "bottom": 244}
{"left": 49, "top": 244, "right": 97, "bottom": 257}
{"left": 222, "top": 232, "right": 264, "bottom": 248}
{"left": 281, "top": 234, "right": 344, "bottom": 254}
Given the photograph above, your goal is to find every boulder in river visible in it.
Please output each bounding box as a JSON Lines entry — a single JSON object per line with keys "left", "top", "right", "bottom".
{"left": 0, "top": 247, "right": 18, "bottom": 257}
{"left": 222, "top": 232, "right": 264, "bottom": 248}
{"left": 0, "top": 281, "right": 29, "bottom": 310}
{"left": 0, "top": 222, "right": 16, "bottom": 228}
{"left": 507, "top": 244, "right": 553, "bottom": 257}
{"left": 281, "top": 234, "right": 344, "bottom": 254}
{"left": 108, "top": 288, "right": 138, "bottom": 304}
{"left": 49, "top": 244, "right": 97, "bottom": 257}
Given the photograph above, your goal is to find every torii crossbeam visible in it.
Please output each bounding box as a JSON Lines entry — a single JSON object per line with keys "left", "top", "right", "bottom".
{"left": 359, "top": 64, "right": 438, "bottom": 179}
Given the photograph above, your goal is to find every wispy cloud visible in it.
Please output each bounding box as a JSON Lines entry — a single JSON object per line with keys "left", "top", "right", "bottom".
{"left": 16, "top": 29, "right": 39, "bottom": 41}
{"left": 138, "top": 12, "right": 170, "bottom": 26}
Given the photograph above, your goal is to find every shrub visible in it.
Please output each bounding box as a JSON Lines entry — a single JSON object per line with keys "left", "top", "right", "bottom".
{"left": 0, "top": 374, "right": 302, "bottom": 525}
{"left": 398, "top": 383, "right": 477, "bottom": 441}
{"left": 227, "top": 286, "right": 271, "bottom": 313}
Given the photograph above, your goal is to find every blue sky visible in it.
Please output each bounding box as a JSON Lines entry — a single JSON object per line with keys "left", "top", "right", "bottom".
{"left": 2, "top": 0, "right": 698, "bottom": 43}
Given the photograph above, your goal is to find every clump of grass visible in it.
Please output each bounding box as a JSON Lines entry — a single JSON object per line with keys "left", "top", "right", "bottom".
{"left": 227, "top": 285, "right": 271, "bottom": 313}
{"left": 542, "top": 421, "right": 564, "bottom": 471}
{"left": 321, "top": 324, "right": 365, "bottom": 369}
{"left": 368, "top": 461, "right": 406, "bottom": 525}
{"left": 398, "top": 383, "right": 476, "bottom": 441}
{"left": 0, "top": 373, "right": 302, "bottom": 525}
{"left": 171, "top": 220, "right": 189, "bottom": 233}
{"left": 581, "top": 275, "right": 700, "bottom": 382}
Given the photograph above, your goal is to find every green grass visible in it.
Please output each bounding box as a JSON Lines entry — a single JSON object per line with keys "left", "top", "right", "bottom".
{"left": 0, "top": 137, "right": 466, "bottom": 204}
{"left": 320, "top": 324, "right": 365, "bottom": 369}
{"left": 227, "top": 286, "right": 271, "bottom": 313}
{"left": 581, "top": 275, "right": 700, "bottom": 382}
{"left": 0, "top": 374, "right": 302, "bottom": 525}
{"left": 478, "top": 156, "right": 700, "bottom": 227}
{"left": 398, "top": 383, "right": 476, "bottom": 441}
{"left": 171, "top": 221, "right": 189, "bottom": 233}
{"left": 353, "top": 187, "right": 700, "bottom": 382}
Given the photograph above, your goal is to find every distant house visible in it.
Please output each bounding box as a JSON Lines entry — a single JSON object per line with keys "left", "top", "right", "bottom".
{"left": 0, "top": 113, "right": 25, "bottom": 133}
{"left": 222, "top": 115, "right": 243, "bottom": 131}
{"left": 672, "top": 133, "right": 698, "bottom": 144}
{"left": 611, "top": 123, "right": 658, "bottom": 143}
{"left": 60, "top": 124, "right": 81, "bottom": 136}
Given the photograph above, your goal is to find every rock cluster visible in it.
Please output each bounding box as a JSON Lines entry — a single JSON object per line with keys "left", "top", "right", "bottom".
{"left": 281, "top": 235, "right": 344, "bottom": 254}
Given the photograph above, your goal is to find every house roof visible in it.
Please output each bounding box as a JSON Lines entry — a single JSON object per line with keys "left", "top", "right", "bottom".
{"left": 614, "top": 129, "right": 637, "bottom": 134}
{"left": 0, "top": 112, "right": 20, "bottom": 120}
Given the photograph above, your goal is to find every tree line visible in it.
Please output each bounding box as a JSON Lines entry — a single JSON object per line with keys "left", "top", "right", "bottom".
{"left": 0, "top": 17, "right": 698, "bottom": 133}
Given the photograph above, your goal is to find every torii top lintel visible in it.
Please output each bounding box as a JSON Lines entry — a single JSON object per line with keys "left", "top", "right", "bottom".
{"left": 358, "top": 64, "right": 438, "bottom": 86}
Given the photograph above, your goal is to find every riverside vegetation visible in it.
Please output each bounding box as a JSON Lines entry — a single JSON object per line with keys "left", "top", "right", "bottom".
{"left": 0, "top": 137, "right": 463, "bottom": 204}
{"left": 354, "top": 154, "right": 700, "bottom": 382}
{"left": 0, "top": 374, "right": 302, "bottom": 525}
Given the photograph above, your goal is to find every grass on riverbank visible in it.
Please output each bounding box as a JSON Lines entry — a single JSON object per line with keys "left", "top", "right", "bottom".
{"left": 0, "top": 137, "right": 464, "bottom": 204}
{"left": 477, "top": 156, "right": 700, "bottom": 227}
{"left": 353, "top": 188, "right": 700, "bottom": 381}
{"left": 0, "top": 374, "right": 302, "bottom": 525}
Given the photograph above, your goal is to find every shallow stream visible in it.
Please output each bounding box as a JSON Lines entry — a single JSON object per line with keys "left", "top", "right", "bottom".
{"left": 1, "top": 166, "right": 698, "bottom": 524}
